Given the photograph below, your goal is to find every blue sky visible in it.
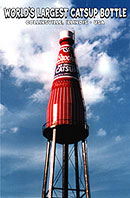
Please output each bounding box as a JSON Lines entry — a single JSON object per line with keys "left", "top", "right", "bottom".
{"left": 0, "top": 0, "right": 130, "bottom": 198}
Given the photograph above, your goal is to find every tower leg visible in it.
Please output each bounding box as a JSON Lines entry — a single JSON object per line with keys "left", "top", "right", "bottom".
{"left": 82, "top": 140, "right": 91, "bottom": 198}
{"left": 42, "top": 140, "right": 51, "bottom": 198}
{"left": 48, "top": 128, "right": 56, "bottom": 198}
{"left": 74, "top": 143, "right": 80, "bottom": 198}
{"left": 62, "top": 144, "right": 68, "bottom": 198}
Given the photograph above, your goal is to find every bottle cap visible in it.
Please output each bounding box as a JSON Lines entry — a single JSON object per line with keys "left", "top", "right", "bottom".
{"left": 59, "top": 30, "right": 74, "bottom": 44}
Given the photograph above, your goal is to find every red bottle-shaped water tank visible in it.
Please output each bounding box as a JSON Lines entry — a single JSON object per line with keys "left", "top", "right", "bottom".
{"left": 43, "top": 30, "right": 88, "bottom": 144}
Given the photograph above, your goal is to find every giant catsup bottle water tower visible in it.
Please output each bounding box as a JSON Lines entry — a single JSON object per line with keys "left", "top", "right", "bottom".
{"left": 42, "top": 30, "right": 90, "bottom": 198}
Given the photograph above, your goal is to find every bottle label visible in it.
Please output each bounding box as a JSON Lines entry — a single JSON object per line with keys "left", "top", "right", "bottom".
{"left": 55, "top": 45, "right": 79, "bottom": 79}
{"left": 54, "top": 63, "right": 79, "bottom": 79}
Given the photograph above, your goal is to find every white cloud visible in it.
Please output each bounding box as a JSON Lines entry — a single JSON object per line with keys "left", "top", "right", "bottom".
{"left": 86, "top": 106, "right": 100, "bottom": 121}
{"left": 97, "top": 53, "right": 119, "bottom": 80}
{"left": 80, "top": 52, "right": 120, "bottom": 105}
{"left": 1, "top": 0, "right": 31, "bottom": 7}
{"left": 0, "top": 129, "right": 7, "bottom": 134}
{"left": 11, "top": 127, "right": 18, "bottom": 133}
{"left": 86, "top": 106, "right": 93, "bottom": 119}
{"left": 1, "top": 143, "right": 62, "bottom": 176}
{"left": 29, "top": 89, "right": 49, "bottom": 103}
{"left": 73, "top": 18, "right": 121, "bottom": 105}
{"left": 88, "top": 137, "right": 130, "bottom": 173}
{"left": 0, "top": 103, "right": 37, "bottom": 134}
{"left": 94, "top": 115, "right": 100, "bottom": 121}
{"left": 75, "top": 40, "right": 99, "bottom": 67}
{"left": 54, "top": 0, "right": 71, "bottom": 7}
{"left": 115, "top": 135, "right": 121, "bottom": 143}
{"left": 97, "top": 128, "right": 107, "bottom": 136}
{"left": 98, "top": 54, "right": 115, "bottom": 76}
{"left": 73, "top": 15, "right": 122, "bottom": 43}
{"left": 1, "top": 145, "right": 45, "bottom": 175}
{"left": 0, "top": 104, "right": 7, "bottom": 116}
{"left": 82, "top": 80, "right": 105, "bottom": 104}
{"left": 118, "top": 97, "right": 124, "bottom": 103}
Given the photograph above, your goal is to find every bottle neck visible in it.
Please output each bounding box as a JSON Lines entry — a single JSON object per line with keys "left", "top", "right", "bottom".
{"left": 59, "top": 38, "right": 74, "bottom": 46}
